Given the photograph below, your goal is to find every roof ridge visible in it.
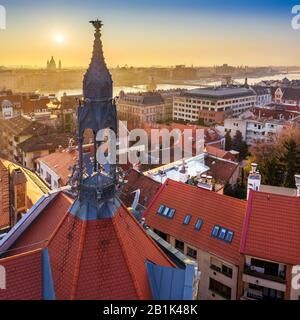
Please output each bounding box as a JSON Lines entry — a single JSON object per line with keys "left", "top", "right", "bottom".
{"left": 70, "top": 220, "right": 87, "bottom": 300}
{"left": 167, "top": 179, "right": 247, "bottom": 204}
{"left": 0, "top": 247, "right": 42, "bottom": 263}
{"left": 240, "top": 189, "right": 254, "bottom": 253}
{"left": 111, "top": 206, "right": 142, "bottom": 299}
{"left": 142, "top": 180, "right": 167, "bottom": 218}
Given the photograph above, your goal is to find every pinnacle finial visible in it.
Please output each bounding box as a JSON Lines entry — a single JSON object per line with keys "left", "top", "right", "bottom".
{"left": 89, "top": 19, "right": 103, "bottom": 31}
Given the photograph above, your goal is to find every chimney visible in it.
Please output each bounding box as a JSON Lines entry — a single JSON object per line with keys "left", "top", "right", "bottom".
{"left": 197, "top": 173, "right": 213, "bottom": 191}
{"left": 247, "top": 163, "right": 261, "bottom": 199}
{"left": 295, "top": 174, "right": 300, "bottom": 197}
{"left": 10, "top": 168, "right": 27, "bottom": 225}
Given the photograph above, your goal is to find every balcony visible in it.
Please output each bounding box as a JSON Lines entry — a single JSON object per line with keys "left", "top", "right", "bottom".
{"left": 241, "top": 288, "right": 263, "bottom": 300}
{"left": 244, "top": 265, "right": 286, "bottom": 284}
{"left": 210, "top": 264, "right": 233, "bottom": 279}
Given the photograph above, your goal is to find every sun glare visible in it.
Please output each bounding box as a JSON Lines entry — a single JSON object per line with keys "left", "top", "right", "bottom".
{"left": 55, "top": 34, "right": 64, "bottom": 43}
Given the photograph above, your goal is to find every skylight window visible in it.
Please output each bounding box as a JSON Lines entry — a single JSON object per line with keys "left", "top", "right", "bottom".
{"left": 225, "top": 230, "right": 234, "bottom": 243}
{"left": 218, "top": 228, "right": 227, "bottom": 240}
{"left": 168, "top": 209, "right": 176, "bottom": 219}
{"left": 211, "top": 225, "right": 220, "bottom": 237}
{"left": 183, "top": 214, "right": 191, "bottom": 225}
{"left": 162, "top": 207, "right": 170, "bottom": 217}
{"left": 157, "top": 205, "right": 165, "bottom": 214}
{"left": 157, "top": 205, "right": 176, "bottom": 219}
{"left": 195, "top": 218, "right": 203, "bottom": 230}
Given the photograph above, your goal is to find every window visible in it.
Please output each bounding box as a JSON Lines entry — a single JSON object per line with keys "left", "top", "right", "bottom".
{"left": 175, "top": 239, "right": 184, "bottom": 252}
{"left": 183, "top": 214, "right": 191, "bottom": 225}
{"left": 195, "top": 218, "right": 203, "bottom": 230}
{"left": 157, "top": 205, "right": 165, "bottom": 214}
{"left": 218, "top": 228, "right": 227, "bottom": 240}
{"left": 168, "top": 208, "right": 176, "bottom": 218}
{"left": 222, "top": 265, "right": 233, "bottom": 278}
{"left": 162, "top": 207, "right": 170, "bottom": 217}
{"left": 154, "top": 229, "right": 168, "bottom": 242}
{"left": 187, "top": 247, "right": 197, "bottom": 260}
{"left": 157, "top": 205, "right": 176, "bottom": 219}
{"left": 209, "top": 278, "right": 232, "bottom": 300}
{"left": 225, "top": 231, "right": 234, "bottom": 243}
{"left": 211, "top": 225, "right": 220, "bottom": 237}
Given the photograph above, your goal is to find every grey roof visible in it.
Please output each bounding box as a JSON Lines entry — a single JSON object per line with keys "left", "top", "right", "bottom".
{"left": 251, "top": 86, "right": 271, "bottom": 95}
{"left": 260, "top": 185, "right": 297, "bottom": 197}
{"left": 182, "top": 87, "right": 256, "bottom": 100}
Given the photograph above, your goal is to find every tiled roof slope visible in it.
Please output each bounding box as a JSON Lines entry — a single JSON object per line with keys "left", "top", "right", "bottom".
{"left": 48, "top": 202, "right": 173, "bottom": 300}
{"left": 0, "top": 160, "right": 9, "bottom": 229}
{"left": 0, "top": 191, "right": 174, "bottom": 300}
{"left": 240, "top": 190, "right": 300, "bottom": 265}
{"left": 37, "top": 149, "right": 78, "bottom": 185}
{"left": 144, "top": 179, "right": 247, "bottom": 265}
{"left": 0, "top": 249, "right": 43, "bottom": 300}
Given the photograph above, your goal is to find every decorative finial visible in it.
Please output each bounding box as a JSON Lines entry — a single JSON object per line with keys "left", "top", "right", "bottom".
{"left": 89, "top": 19, "right": 103, "bottom": 31}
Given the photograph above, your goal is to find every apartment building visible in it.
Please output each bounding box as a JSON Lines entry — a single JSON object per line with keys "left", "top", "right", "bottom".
{"left": 144, "top": 166, "right": 300, "bottom": 300}
{"left": 144, "top": 179, "right": 247, "bottom": 300}
{"left": 173, "top": 87, "right": 256, "bottom": 124}
{"left": 219, "top": 107, "right": 300, "bottom": 145}
{"left": 116, "top": 90, "right": 178, "bottom": 125}
{"left": 0, "top": 116, "right": 53, "bottom": 161}
{"left": 239, "top": 187, "right": 300, "bottom": 300}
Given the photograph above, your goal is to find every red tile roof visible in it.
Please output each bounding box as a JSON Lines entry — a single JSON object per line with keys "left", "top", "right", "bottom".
{"left": 120, "top": 169, "right": 161, "bottom": 208}
{"left": 37, "top": 149, "right": 78, "bottom": 186}
{"left": 144, "top": 179, "right": 247, "bottom": 265}
{"left": 1, "top": 190, "right": 174, "bottom": 300}
{"left": 0, "top": 160, "right": 9, "bottom": 230}
{"left": 0, "top": 249, "right": 43, "bottom": 300}
{"left": 240, "top": 190, "right": 300, "bottom": 265}
{"left": 205, "top": 145, "right": 236, "bottom": 161}
{"left": 204, "top": 155, "right": 239, "bottom": 186}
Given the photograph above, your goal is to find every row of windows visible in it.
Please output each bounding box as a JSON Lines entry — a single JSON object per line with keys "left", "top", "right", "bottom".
{"left": 157, "top": 204, "right": 176, "bottom": 219}
{"left": 211, "top": 225, "right": 234, "bottom": 243}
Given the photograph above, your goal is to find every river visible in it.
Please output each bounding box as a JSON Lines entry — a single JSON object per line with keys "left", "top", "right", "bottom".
{"left": 53, "top": 72, "right": 300, "bottom": 99}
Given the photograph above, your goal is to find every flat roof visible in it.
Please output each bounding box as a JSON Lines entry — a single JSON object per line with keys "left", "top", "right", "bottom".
{"left": 182, "top": 87, "right": 256, "bottom": 100}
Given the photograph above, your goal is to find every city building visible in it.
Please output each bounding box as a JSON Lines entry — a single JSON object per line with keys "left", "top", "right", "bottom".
{"left": 272, "top": 87, "right": 300, "bottom": 106}
{"left": 0, "top": 159, "right": 49, "bottom": 231}
{"left": 251, "top": 86, "right": 272, "bottom": 107}
{"left": 17, "top": 133, "right": 76, "bottom": 170}
{"left": 116, "top": 89, "right": 181, "bottom": 125}
{"left": 204, "top": 154, "right": 240, "bottom": 193}
{"left": 144, "top": 168, "right": 300, "bottom": 300}
{"left": 173, "top": 87, "right": 256, "bottom": 124}
{"left": 240, "top": 189, "right": 300, "bottom": 300}
{"left": 144, "top": 179, "right": 247, "bottom": 300}
{"left": 219, "top": 107, "right": 300, "bottom": 145}
{"left": 0, "top": 116, "right": 54, "bottom": 161}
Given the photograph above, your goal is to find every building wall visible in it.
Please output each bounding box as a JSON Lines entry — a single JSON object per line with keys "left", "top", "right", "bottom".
{"left": 173, "top": 94, "right": 256, "bottom": 124}
{"left": 37, "top": 161, "right": 60, "bottom": 189}
{"left": 22, "top": 150, "right": 49, "bottom": 170}
{"left": 167, "top": 234, "right": 239, "bottom": 300}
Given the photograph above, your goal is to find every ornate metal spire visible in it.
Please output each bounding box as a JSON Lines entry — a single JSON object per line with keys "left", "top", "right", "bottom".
{"left": 83, "top": 19, "right": 112, "bottom": 100}
{"left": 67, "top": 19, "right": 120, "bottom": 219}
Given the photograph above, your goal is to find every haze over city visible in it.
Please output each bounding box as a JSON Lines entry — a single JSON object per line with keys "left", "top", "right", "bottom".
{"left": 1, "top": 0, "right": 300, "bottom": 67}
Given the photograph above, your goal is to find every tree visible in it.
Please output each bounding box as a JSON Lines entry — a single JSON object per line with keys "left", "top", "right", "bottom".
{"left": 277, "top": 138, "right": 300, "bottom": 188}
{"left": 231, "top": 130, "right": 248, "bottom": 161}
{"left": 225, "top": 131, "right": 232, "bottom": 151}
